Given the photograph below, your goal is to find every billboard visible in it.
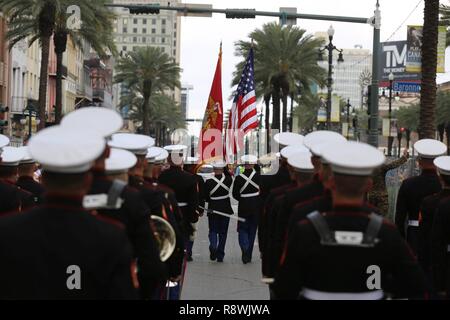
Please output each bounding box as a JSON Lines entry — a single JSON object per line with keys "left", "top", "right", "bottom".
{"left": 379, "top": 41, "right": 421, "bottom": 81}
{"left": 406, "top": 25, "right": 446, "bottom": 73}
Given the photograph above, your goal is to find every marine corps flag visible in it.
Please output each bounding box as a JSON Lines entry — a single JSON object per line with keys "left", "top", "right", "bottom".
{"left": 199, "top": 43, "right": 223, "bottom": 161}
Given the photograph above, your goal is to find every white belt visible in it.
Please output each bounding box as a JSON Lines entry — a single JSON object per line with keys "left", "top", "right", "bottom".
{"left": 210, "top": 195, "right": 229, "bottom": 200}
{"left": 408, "top": 220, "right": 419, "bottom": 227}
{"left": 178, "top": 202, "right": 188, "bottom": 207}
{"left": 241, "top": 192, "right": 260, "bottom": 198}
{"left": 301, "top": 288, "right": 384, "bottom": 300}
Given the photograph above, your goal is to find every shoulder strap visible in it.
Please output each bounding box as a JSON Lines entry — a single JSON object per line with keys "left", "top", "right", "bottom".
{"left": 307, "top": 211, "right": 335, "bottom": 245}
{"left": 210, "top": 175, "right": 226, "bottom": 195}
{"left": 362, "top": 213, "right": 383, "bottom": 246}
{"left": 107, "top": 180, "right": 127, "bottom": 208}
{"left": 239, "top": 170, "right": 259, "bottom": 193}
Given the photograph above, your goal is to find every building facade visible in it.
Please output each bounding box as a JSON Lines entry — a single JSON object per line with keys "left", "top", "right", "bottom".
{"left": 111, "top": 0, "right": 182, "bottom": 105}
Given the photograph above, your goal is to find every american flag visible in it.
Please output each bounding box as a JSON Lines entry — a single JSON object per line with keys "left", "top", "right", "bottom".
{"left": 225, "top": 48, "right": 258, "bottom": 160}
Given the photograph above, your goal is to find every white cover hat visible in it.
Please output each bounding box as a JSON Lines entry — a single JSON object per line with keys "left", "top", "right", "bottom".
{"left": 108, "top": 133, "right": 155, "bottom": 155}
{"left": 280, "top": 145, "right": 311, "bottom": 159}
{"left": 287, "top": 154, "right": 314, "bottom": 173}
{"left": 321, "top": 141, "right": 385, "bottom": 176}
{"left": 18, "top": 146, "right": 35, "bottom": 164}
{"left": 240, "top": 154, "right": 258, "bottom": 164}
{"left": 0, "top": 146, "right": 25, "bottom": 166}
{"left": 414, "top": 139, "right": 447, "bottom": 159}
{"left": 274, "top": 132, "right": 304, "bottom": 148}
{"left": 434, "top": 156, "right": 450, "bottom": 175}
{"left": 28, "top": 126, "right": 105, "bottom": 173}
{"left": 105, "top": 148, "right": 137, "bottom": 174}
{"left": 146, "top": 146, "right": 163, "bottom": 162}
{"left": 304, "top": 131, "right": 347, "bottom": 151}
{"left": 0, "top": 134, "right": 9, "bottom": 149}
{"left": 61, "top": 107, "right": 123, "bottom": 138}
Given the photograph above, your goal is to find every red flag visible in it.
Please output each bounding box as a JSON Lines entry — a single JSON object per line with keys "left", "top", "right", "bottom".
{"left": 199, "top": 44, "right": 223, "bottom": 162}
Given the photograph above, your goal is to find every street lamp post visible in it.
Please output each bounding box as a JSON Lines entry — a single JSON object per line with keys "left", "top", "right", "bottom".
{"left": 387, "top": 72, "right": 394, "bottom": 156}
{"left": 20, "top": 99, "right": 40, "bottom": 141}
{"left": 318, "top": 25, "right": 344, "bottom": 131}
{"left": 341, "top": 99, "right": 353, "bottom": 140}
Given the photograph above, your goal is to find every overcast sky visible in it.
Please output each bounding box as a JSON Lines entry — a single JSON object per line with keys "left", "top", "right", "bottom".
{"left": 178, "top": 0, "right": 449, "bottom": 135}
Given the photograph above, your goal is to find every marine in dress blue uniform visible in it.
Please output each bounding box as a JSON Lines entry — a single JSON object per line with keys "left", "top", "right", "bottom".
{"left": 202, "top": 160, "right": 233, "bottom": 262}
{"left": 232, "top": 155, "right": 261, "bottom": 264}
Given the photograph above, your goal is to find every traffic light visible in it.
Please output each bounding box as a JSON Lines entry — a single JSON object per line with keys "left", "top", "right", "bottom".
{"left": 226, "top": 9, "right": 256, "bottom": 19}
{"left": 400, "top": 127, "right": 406, "bottom": 133}
{"left": 129, "top": 5, "right": 160, "bottom": 15}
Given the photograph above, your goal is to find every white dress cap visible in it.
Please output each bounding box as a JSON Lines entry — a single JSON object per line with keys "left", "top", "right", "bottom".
{"left": 185, "top": 156, "right": 199, "bottom": 164}
{"left": 0, "top": 134, "right": 9, "bottom": 149}
{"left": 154, "top": 148, "right": 169, "bottom": 164}
{"left": 434, "top": 156, "right": 450, "bottom": 175}
{"left": 108, "top": 133, "right": 155, "bottom": 155}
{"left": 105, "top": 148, "right": 137, "bottom": 174}
{"left": 287, "top": 154, "right": 314, "bottom": 173}
{"left": 274, "top": 132, "right": 304, "bottom": 147}
{"left": 211, "top": 160, "right": 227, "bottom": 168}
{"left": 304, "top": 130, "right": 347, "bottom": 150}
{"left": 146, "top": 146, "right": 163, "bottom": 162}
{"left": 28, "top": 126, "right": 105, "bottom": 173}
{"left": 414, "top": 139, "right": 447, "bottom": 159}
{"left": 18, "top": 146, "right": 35, "bottom": 164}
{"left": 280, "top": 145, "right": 311, "bottom": 159}
{"left": 310, "top": 141, "right": 348, "bottom": 164}
{"left": 164, "top": 145, "right": 188, "bottom": 152}
{"left": 61, "top": 107, "right": 123, "bottom": 138}
{"left": 240, "top": 154, "right": 258, "bottom": 164}
{"left": 0, "top": 146, "right": 25, "bottom": 166}
{"left": 321, "top": 141, "right": 385, "bottom": 176}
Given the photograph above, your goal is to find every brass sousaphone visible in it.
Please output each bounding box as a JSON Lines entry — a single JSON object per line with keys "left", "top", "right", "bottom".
{"left": 150, "top": 215, "right": 176, "bottom": 262}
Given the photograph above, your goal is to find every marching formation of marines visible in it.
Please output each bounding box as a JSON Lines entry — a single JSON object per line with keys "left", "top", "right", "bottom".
{"left": 1, "top": 106, "right": 450, "bottom": 300}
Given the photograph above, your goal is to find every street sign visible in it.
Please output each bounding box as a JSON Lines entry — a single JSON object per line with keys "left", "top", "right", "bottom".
{"left": 279, "top": 7, "right": 297, "bottom": 26}
{"left": 392, "top": 81, "right": 421, "bottom": 93}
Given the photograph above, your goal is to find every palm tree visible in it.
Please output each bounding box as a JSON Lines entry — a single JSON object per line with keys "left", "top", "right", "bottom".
{"left": 0, "top": 0, "right": 57, "bottom": 130}
{"left": 114, "top": 46, "right": 181, "bottom": 135}
{"left": 53, "top": 0, "right": 116, "bottom": 123}
{"left": 120, "top": 91, "right": 185, "bottom": 144}
{"left": 420, "top": 0, "right": 440, "bottom": 139}
{"left": 233, "top": 22, "right": 325, "bottom": 132}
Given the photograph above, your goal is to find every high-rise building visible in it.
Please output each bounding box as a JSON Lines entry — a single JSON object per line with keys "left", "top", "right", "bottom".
{"left": 181, "top": 83, "right": 193, "bottom": 119}
{"left": 111, "top": 0, "right": 181, "bottom": 105}
{"left": 316, "top": 32, "right": 372, "bottom": 110}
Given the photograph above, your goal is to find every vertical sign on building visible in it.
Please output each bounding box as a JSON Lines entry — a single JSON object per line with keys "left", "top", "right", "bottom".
{"left": 406, "top": 25, "right": 446, "bottom": 73}
{"left": 331, "top": 95, "right": 340, "bottom": 122}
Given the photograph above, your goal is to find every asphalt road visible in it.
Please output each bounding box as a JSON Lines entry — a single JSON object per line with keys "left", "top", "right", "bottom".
{"left": 180, "top": 207, "right": 269, "bottom": 300}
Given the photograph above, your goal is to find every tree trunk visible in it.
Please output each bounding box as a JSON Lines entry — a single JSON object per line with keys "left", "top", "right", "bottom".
{"left": 37, "top": 2, "right": 56, "bottom": 130}
{"left": 290, "top": 93, "right": 295, "bottom": 132}
{"left": 54, "top": 31, "right": 68, "bottom": 124}
{"left": 142, "top": 79, "right": 152, "bottom": 136}
{"left": 281, "top": 92, "right": 288, "bottom": 132}
{"left": 38, "top": 37, "right": 51, "bottom": 130}
{"left": 271, "top": 79, "right": 281, "bottom": 131}
{"left": 438, "top": 123, "right": 445, "bottom": 141}
{"left": 419, "top": 0, "right": 439, "bottom": 139}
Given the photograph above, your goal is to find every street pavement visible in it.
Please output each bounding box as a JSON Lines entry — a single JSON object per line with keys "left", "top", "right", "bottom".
{"left": 181, "top": 204, "right": 269, "bottom": 300}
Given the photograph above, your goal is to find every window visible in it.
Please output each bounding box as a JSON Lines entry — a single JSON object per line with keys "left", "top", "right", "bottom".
{"left": 142, "top": 28, "right": 147, "bottom": 34}
{"left": 133, "top": 28, "right": 138, "bottom": 33}
{"left": 162, "top": 28, "right": 166, "bottom": 34}
{"left": 133, "top": 37, "right": 137, "bottom": 43}
{"left": 161, "top": 37, "right": 165, "bottom": 43}
{"left": 133, "top": 46, "right": 138, "bottom": 51}
{"left": 152, "top": 28, "right": 156, "bottom": 34}
{"left": 142, "top": 37, "right": 146, "bottom": 43}
{"left": 162, "top": 19, "right": 166, "bottom": 25}
{"left": 151, "top": 37, "right": 155, "bottom": 43}
{"left": 173, "top": 49, "right": 176, "bottom": 56}
{"left": 123, "top": 19, "right": 128, "bottom": 25}
{"left": 133, "top": 18, "right": 138, "bottom": 24}
{"left": 174, "top": 31, "right": 177, "bottom": 38}
{"left": 123, "top": 27, "right": 127, "bottom": 33}
{"left": 122, "top": 46, "right": 127, "bottom": 51}
{"left": 152, "top": 19, "right": 156, "bottom": 25}
{"left": 174, "top": 22, "right": 177, "bottom": 28}
{"left": 143, "top": 19, "right": 147, "bottom": 25}
{"left": 173, "top": 40, "right": 176, "bottom": 46}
